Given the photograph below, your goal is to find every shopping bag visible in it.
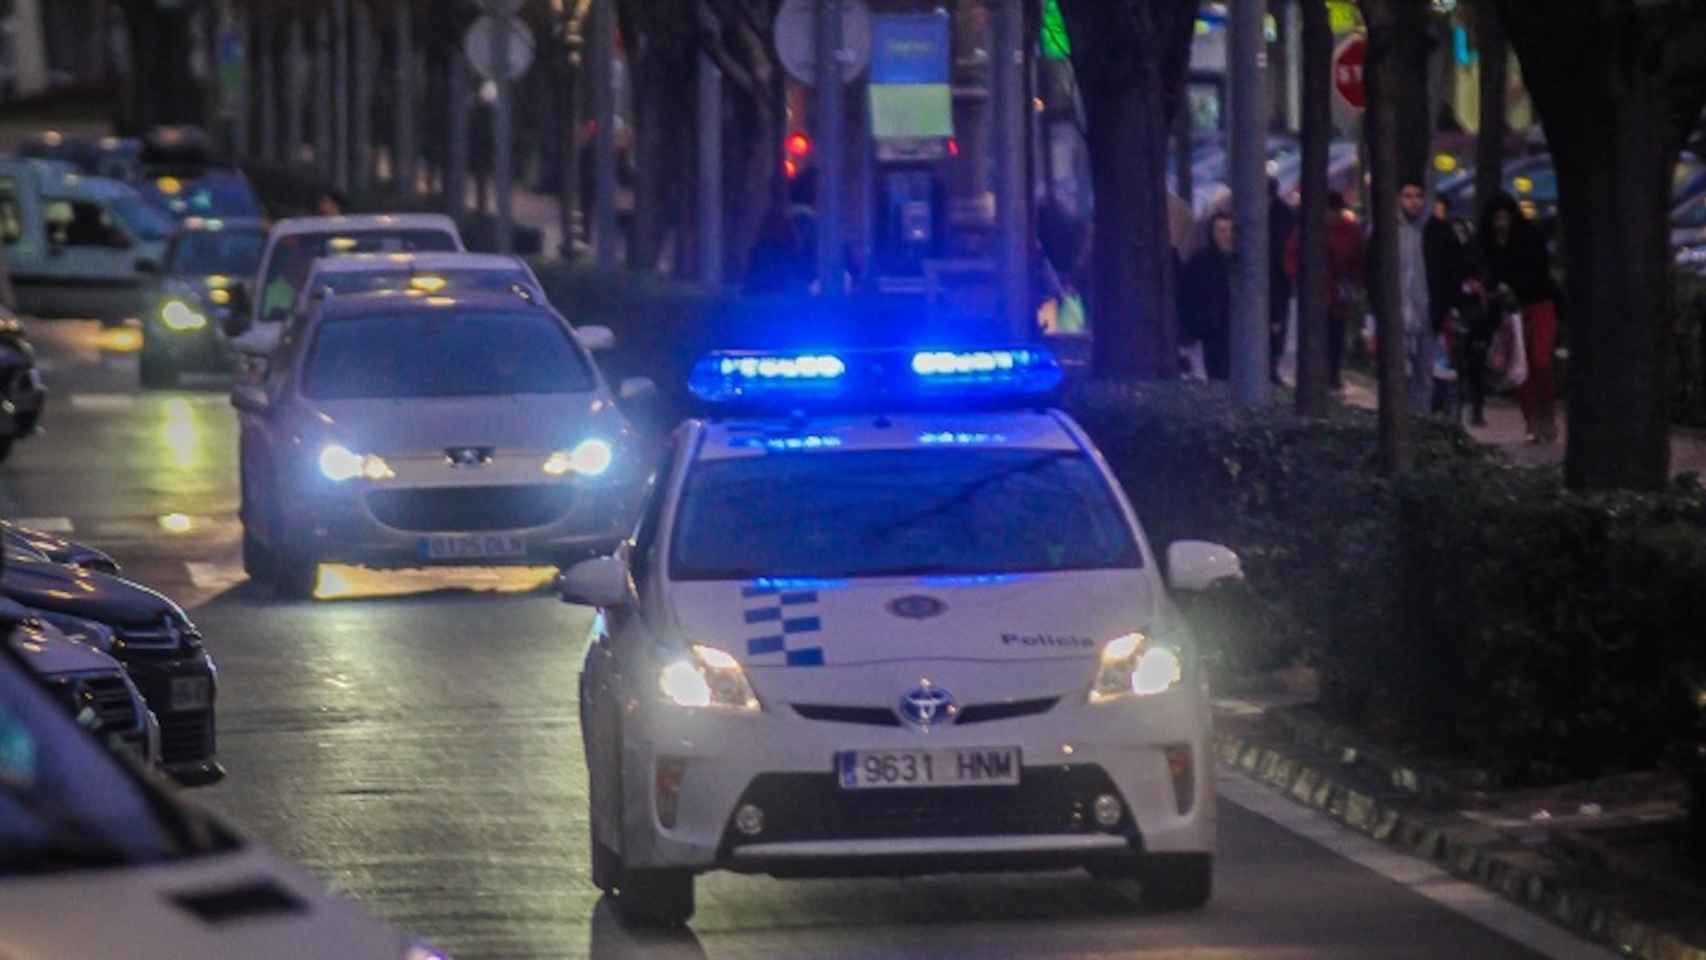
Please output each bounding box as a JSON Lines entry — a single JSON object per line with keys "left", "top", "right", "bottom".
{"left": 1489, "top": 311, "right": 1528, "bottom": 390}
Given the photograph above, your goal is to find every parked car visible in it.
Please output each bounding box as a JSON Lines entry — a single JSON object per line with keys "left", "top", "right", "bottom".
{"left": 1, "top": 520, "right": 119, "bottom": 573}
{"left": 0, "top": 308, "right": 46, "bottom": 464}
{"left": 0, "top": 617, "right": 454, "bottom": 960}
{"left": 0, "top": 543, "right": 221, "bottom": 785}
{"left": 15, "top": 131, "right": 143, "bottom": 181}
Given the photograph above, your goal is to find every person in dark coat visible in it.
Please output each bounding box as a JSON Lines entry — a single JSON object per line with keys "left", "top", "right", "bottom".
{"left": 1269, "top": 178, "right": 1298, "bottom": 384}
{"left": 1182, "top": 212, "right": 1235, "bottom": 381}
{"left": 1480, "top": 192, "right": 1561, "bottom": 442}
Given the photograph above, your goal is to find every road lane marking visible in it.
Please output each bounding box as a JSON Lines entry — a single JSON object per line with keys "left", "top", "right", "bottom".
{"left": 9, "top": 516, "right": 73, "bottom": 533}
{"left": 69, "top": 393, "right": 138, "bottom": 412}
{"left": 1216, "top": 774, "right": 1619, "bottom": 960}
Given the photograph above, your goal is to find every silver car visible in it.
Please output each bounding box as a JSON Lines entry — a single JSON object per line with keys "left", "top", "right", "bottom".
{"left": 233, "top": 288, "right": 653, "bottom": 599}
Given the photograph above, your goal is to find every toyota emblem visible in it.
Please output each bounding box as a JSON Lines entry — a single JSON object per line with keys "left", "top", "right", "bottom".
{"left": 899, "top": 684, "right": 957, "bottom": 727}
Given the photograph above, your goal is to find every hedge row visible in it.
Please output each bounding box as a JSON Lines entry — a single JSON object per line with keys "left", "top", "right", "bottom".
{"left": 526, "top": 266, "right": 1706, "bottom": 785}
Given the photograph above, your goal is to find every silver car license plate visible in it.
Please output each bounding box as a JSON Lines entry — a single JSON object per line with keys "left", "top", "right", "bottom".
{"left": 836, "top": 747, "right": 1021, "bottom": 789}
{"left": 421, "top": 535, "right": 527, "bottom": 561}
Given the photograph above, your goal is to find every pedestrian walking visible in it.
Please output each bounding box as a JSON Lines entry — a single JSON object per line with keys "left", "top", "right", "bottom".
{"left": 1480, "top": 192, "right": 1561, "bottom": 442}
{"left": 1182, "top": 213, "right": 1235, "bottom": 381}
{"left": 1269, "top": 179, "right": 1297, "bottom": 384}
{"left": 1393, "top": 181, "right": 1471, "bottom": 414}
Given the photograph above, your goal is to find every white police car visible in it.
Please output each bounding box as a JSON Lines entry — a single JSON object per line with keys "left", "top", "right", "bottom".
{"left": 564, "top": 345, "right": 1242, "bottom": 927}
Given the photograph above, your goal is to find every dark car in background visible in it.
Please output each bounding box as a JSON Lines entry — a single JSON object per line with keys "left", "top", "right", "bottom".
{"left": 140, "top": 216, "right": 268, "bottom": 387}
{"left": 135, "top": 125, "right": 265, "bottom": 223}
{"left": 16, "top": 130, "right": 142, "bottom": 181}
{"left": 0, "top": 539, "right": 221, "bottom": 785}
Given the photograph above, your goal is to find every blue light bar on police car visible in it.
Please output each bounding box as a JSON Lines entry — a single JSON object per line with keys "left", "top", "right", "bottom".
{"left": 687, "top": 345, "right": 1062, "bottom": 406}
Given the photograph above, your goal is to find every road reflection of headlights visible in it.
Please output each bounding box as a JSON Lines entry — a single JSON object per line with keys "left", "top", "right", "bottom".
{"left": 160, "top": 299, "right": 208, "bottom": 331}
{"left": 28, "top": 608, "right": 118, "bottom": 650}
{"left": 543, "top": 437, "right": 613, "bottom": 477}
{"left": 659, "top": 645, "right": 760, "bottom": 711}
{"left": 1089, "top": 632, "right": 1184, "bottom": 703}
{"left": 318, "top": 444, "right": 396, "bottom": 482}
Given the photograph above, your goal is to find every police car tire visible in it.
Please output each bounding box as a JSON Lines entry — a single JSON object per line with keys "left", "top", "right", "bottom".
{"left": 612, "top": 868, "right": 695, "bottom": 928}
{"left": 1140, "top": 853, "right": 1213, "bottom": 910}
{"left": 272, "top": 547, "right": 318, "bottom": 600}
{"left": 242, "top": 527, "right": 273, "bottom": 581}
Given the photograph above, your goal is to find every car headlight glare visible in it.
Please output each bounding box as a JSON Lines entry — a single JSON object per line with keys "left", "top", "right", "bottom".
{"left": 658, "top": 645, "right": 759, "bottom": 711}
{"left": 160, "top": 299, "right": 207, "bottom": 331}
{"left": 318, "top": 443, "right": 395, "bottom": 482}
{"left": 544, "top": 437, "right": 613, "bottom": 477}
{"left": 1090, "top": 631, "right": 1184, "bottom": 703}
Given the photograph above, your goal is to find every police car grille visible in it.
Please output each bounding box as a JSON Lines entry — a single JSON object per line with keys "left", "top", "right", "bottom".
{"left": 723, "top": 766, "right": 1130, "bottom": 846}
{"left": 159, "top": 710, "right": 214, "bottom": 765}
{"left": 367, "top": 485, "right": 574, "bottom": 532}
{"left": 790, "top": 697, "right": 1057, "bottom": 727}
{"left": 118, "top": 617, "right": 181, "bottom": 651}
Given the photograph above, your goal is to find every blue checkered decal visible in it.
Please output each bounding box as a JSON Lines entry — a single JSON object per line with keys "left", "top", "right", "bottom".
{"left": 743, "top": 585, "right": 824, "bottom": 666}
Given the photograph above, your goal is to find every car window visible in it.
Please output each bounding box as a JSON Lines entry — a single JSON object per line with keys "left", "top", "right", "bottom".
{"left": 670, "top": 449, "right": 1142, "bottom": 580}
{"left": 312, "top": 268, "right": 533, "bottom": 299}
{"left": 45, "top": 200, "right": 130, "bottom": 249}
{"left": 169, "top": 229, "right": 267, "bottom": 275}
{"left": 302, "top": 308, "right": 596, "bottom": 400}
{"left": 111, "top": 195, "right": 173, "bottom": 244}
{"left": 260, "top": 229, "right": 460, "bottom": 319}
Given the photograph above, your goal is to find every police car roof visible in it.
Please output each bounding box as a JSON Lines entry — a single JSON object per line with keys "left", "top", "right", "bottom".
{"left": 181, "top": 216, "right": 268, "bottom": 233}
{"left": 695, "top": 411, "right": 1081, "bottom": 462}
{"left": 307, "top": 252, "right": 524, "bottom": 274}
{"left": 269, "top": 213, "right": 459, "bottom": 238}
{"left": 317, "top": 288, "right": 543, "bottom": 319}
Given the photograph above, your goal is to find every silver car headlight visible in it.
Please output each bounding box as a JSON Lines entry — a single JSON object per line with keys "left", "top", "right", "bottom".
{"left": 1089, "top": 632, "right": 1184, "bottom": 703}
{"left": 28, "top": 608, "right": 117, "bottom": 651}
{"left": 319, "top": 443, "right": 396, "bottom": 482}
{"left": 658, "top": 645, "right": 760, "bottom": 711}
{"left": 543, "top": 437, "right": 614, "bottom": 477}
{"left": 159, "top": 298, "right": 209, "bottom": 332}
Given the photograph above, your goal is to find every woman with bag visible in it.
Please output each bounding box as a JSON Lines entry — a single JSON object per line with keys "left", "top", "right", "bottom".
{"left": 1480, "top": 193, "right": 1562, "bottom": 443}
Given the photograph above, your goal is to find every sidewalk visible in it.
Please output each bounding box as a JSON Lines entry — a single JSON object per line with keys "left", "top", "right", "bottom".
{"left": 1340, "top": 371, "right": 1706, "bottom": 477}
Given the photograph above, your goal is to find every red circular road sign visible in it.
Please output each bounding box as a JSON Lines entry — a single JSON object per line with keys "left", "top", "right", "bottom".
{"left": 1333, "top": 33, "right": 1368, "bottom": 112}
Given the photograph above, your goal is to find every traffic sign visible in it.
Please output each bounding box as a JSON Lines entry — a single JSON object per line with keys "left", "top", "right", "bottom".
{"left": 1332, "top": 33, "right": 1367, "bottom": 112}
{"left": 463, "top": 14, "right": 535, "bottom": 82}
{"left": 775, "top": 0, "right": 873, "bottom": 86}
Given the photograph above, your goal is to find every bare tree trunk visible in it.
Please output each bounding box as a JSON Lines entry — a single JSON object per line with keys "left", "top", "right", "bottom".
{"left": 1296, "top": 0, "right": 1332, "bottom": 416}
{"left": 447, "top": 53, "right": 470, "bottom": 216}
{"left": 394, "top": 0, "right": 417, "bottom": 194}
{"left": 315, "top": 11, "right": 333, "bottom": 178}
{"left": 257, "top": 14, "right": 277, "bottom": 164}
{"left": 285, "top": 19, "right": 305, "bottom": 167}
{"left": 1472, "top": 1, "right": 1506, "bottom": 218}
{"left": 352, "top": 1, "right": 373, "bottom": 195}
{"left": 1391, "top": 1, "right": 1435, "bottom": 187}
{"left": 1361, "top": 0, "right": 1410, "bottom": 476}
{"left": 1060, "top": 0, "right": 1199, "bottom": 380}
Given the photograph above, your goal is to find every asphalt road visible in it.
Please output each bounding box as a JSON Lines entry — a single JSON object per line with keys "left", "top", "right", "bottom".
{"left": 2, "top": 319, "right": 1603, "bottom": 960}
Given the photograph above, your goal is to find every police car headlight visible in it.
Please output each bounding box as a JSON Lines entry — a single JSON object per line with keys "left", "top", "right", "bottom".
{"left": 160, "top": 299, "right": 208, "bottom": 332}
{"left": 659, "top": 645, "right": 760, "bottom": 711}
{"left": 318, "top": 443, "right": 396, "bottom": 482}
{"left": 1090, "top": 632, "right": 1183, "bottom": 703}
{"left": 543, "top": 438, "right": 613, "bottom": 477}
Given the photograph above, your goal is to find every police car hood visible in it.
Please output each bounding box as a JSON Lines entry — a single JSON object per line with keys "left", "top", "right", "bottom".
{"left": 309, "top": 393, "right": 618, "bottom": 454}
{"left": 0, "top": 842, "right": 410, "bottom": 959}
{"left": 668, "top": 570, "right": 1159, "bottom": 702}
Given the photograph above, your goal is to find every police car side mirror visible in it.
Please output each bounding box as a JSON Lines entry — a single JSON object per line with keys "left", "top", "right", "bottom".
{"left": 557, "top": 556, "right": 630, "bottom": 608}
{"left": 575, "top": 325, "right": 616, "bottom": 351}
{"left": 618, "top": 377, "right": 656, "bottom": 403}
{"left": 1166, "top": 541, "right": 1243, "bottom": 593}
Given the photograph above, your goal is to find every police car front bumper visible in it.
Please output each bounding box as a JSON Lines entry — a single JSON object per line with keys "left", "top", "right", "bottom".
{"left": 619, "top": 681, "right": 1214, "bottom": 877}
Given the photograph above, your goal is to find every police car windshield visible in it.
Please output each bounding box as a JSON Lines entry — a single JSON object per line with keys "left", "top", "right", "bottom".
{"left": 111, "top": 195, "right": 173, "bottom": 243}
{"left": 316, "top": 268, "right": 532, "bottom": 298}
{"left": 303, "top": 309, "right": 595, "bottom": 400}
{"left": 260, "top": 230, "right": 459, "bottom": 318}
{"left": 670, "top": 449, "right": 1142, "bottom": 580}
{"left": 170, "top": 229, "right": 266, "bottom": 276}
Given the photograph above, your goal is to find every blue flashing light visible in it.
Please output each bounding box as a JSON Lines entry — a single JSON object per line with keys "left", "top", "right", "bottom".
{"left": 688, "top": 345, "right": 1062, "bottom": 407}
{"left": 918, "top": 431, "right": 1009, "bottom": 446}
{"left": 729, "top": 434, "right": 844, "bottom": 452}
{"left": 918, "top": 573, "right": 1030, "bottom": 587}
{"left": 746, "top": 577, "right": 850, "bottom": 592}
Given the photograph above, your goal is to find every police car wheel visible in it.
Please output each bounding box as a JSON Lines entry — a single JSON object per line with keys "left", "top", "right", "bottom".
{"left": 242, "top": 527, "right": 273, "bottom": 582}
{"left": 271, "top": 545, "right": 318, "bottom": 600}
{"left": 1140, "top": 853, "right": 1213, "bottom": 910}
{"left": 612, "top": 868, "right": 695, "bottom": 928}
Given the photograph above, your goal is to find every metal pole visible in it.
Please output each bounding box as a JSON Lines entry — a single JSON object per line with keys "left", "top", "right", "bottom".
{"left": 590, "top": 0, "right": 617, "bottom": 267}
{"left": 257, "top": 15, "right": 276, "bottom": 163}
{"left": 492, "top": 9, "right": 515, "bottom": 255}
{"left": 285, "top": 19, "right": 304, "bottom": 167}
{"left": 561, "top": 17, "right": 584, "bottom": 253}
{"left": 395, "top": 0, "right": 416, "bottom": 194}
{"left": 992, "top": 0, "right": 1028, "bottom": 340}
{"left": 448, "top": 51, "right": 470, "bottom": 215}
{"left": 332, "top": 0, "right": 349, "bottom": 193}
{"left": 352, "top": 1, "right": 372, "bottom": 194}
{"left": 1229, "top": 0, "right": 1270, "bottom": 405}
{"left": 697, "top": 48, "right": 724, "bottom": 288}
{"left": 814, "top": 0, "right": 845, "bottom": 297}
{"left": 315, "top": 12, "right": 332, "bottom": 178}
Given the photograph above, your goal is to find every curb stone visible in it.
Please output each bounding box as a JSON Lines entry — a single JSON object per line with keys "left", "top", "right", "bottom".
{"left": 1215, "top": 729, "right": 1706, "bottom": 960}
